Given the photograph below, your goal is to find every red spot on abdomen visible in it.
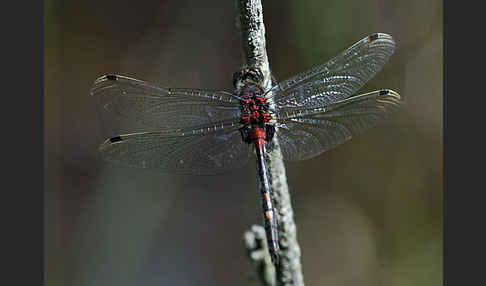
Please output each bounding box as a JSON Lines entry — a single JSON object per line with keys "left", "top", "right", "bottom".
{"left": 251, "top": 128, "right": 266, "bottom": 148}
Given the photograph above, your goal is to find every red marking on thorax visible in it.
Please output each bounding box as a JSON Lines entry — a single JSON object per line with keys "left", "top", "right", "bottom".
{"left": 239, "top": 86, "right": 273, "bottom": 146}
{"left": 240, "top": 88, "right": 269, "bottom": 125}
{"left": 251, "top": 112, "right": 260, "bottom": 120}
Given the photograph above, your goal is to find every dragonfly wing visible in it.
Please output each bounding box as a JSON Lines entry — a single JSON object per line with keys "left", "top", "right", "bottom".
{"left": 100, "top": 124, "right": 252, "bottom": 175}
{"left": 90, "top": 74, "right": 241, "bottom": 130}
{"left": 274, "top": 89, "right": 403, "bottom": 161}
{"left": 273, "top": 33, "right": 396, "bottom": 109}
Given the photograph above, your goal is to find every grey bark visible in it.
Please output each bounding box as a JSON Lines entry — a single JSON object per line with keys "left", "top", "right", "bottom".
{"left": 235, "top": 1, "right": 305, "bottom": 285}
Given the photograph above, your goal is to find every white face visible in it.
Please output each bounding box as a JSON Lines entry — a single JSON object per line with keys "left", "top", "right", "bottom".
{"left": 233, "top": 67, "right": 264, "bottom": 90}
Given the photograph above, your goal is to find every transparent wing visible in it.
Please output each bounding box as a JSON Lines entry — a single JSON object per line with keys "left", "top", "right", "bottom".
{"left": 272, "top": 33, "right": 396, "bottom": 109}
{"left": 100, "top": 124, "right": 252, "bottom": 175}
{"left": 90, "top": 74, "right": 241, "bottom": 130}
{"left": 273, "top": 89, "right": 403, "bottom": 161}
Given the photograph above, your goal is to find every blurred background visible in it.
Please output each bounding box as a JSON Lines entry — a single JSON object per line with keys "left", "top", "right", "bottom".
{"left": 44, "top": 0, "right": 442, "bottom": 285}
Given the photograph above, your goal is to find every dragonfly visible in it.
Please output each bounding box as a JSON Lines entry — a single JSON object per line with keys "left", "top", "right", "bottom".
{"left": 91, "top": 33, "right": 403, "bottom": 264}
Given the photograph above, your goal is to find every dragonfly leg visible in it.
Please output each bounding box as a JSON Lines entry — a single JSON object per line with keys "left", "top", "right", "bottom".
{"left": 265, "top": 125, "right": 275, "bottom": 141}
{"left": 239, "top": 126, "right": 252, "bottom": 144}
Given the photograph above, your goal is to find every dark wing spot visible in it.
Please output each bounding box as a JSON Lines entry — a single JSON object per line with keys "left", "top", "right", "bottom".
{"left": 109, "top": 136, "right": 123, "bottom": 143}
{"left": 106, "top": 75, "right": 118, "bottom": 81}
{"left": 369, "top": 33, "right": 379, "bottom": 41}
{"left": 379, "top": 89, "right": 389, "bottom": 96}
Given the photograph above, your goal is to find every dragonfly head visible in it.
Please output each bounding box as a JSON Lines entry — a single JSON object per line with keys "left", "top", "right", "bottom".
{"left": 233, "top": 67, "right": 264, "bottom": 89}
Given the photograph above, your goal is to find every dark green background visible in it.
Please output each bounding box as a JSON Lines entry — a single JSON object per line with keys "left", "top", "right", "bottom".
{"left": 45, "top": 0, "right": 442, "bottom": 285}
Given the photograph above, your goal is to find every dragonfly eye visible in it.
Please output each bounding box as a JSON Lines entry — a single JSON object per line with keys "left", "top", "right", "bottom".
{"left": 233, "top": 67, "right": 264, "bottom": 88}
{"left": 233, "top": 71, "right": 244, "bottom": 88}
{"left": 233, "top": 68, "right": 263, "bottom": 87}
{"left": 246, "top": 67, "right": 264, "bottom": 83}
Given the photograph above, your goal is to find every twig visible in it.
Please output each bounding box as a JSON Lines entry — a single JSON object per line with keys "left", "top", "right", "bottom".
{"left": 244, "top": 225, "right": 276, "bottom": 286}
{"left": 235, "top": 1, "right": 305, "bottom": 285}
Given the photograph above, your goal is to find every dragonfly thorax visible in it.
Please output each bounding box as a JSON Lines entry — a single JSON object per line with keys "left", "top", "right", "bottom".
{"left": 239, "top": 87, "right": 271, "bottom": 123}
{"left": 238, "top": 85, "right": 275, "bottom": 146}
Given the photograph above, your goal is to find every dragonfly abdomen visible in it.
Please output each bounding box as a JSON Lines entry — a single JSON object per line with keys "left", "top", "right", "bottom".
{"left": 262, "top": 190, "right": 280, "bottom": 264}
{"left": 255, "top": 143, "right": 280, "bottom": 264}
